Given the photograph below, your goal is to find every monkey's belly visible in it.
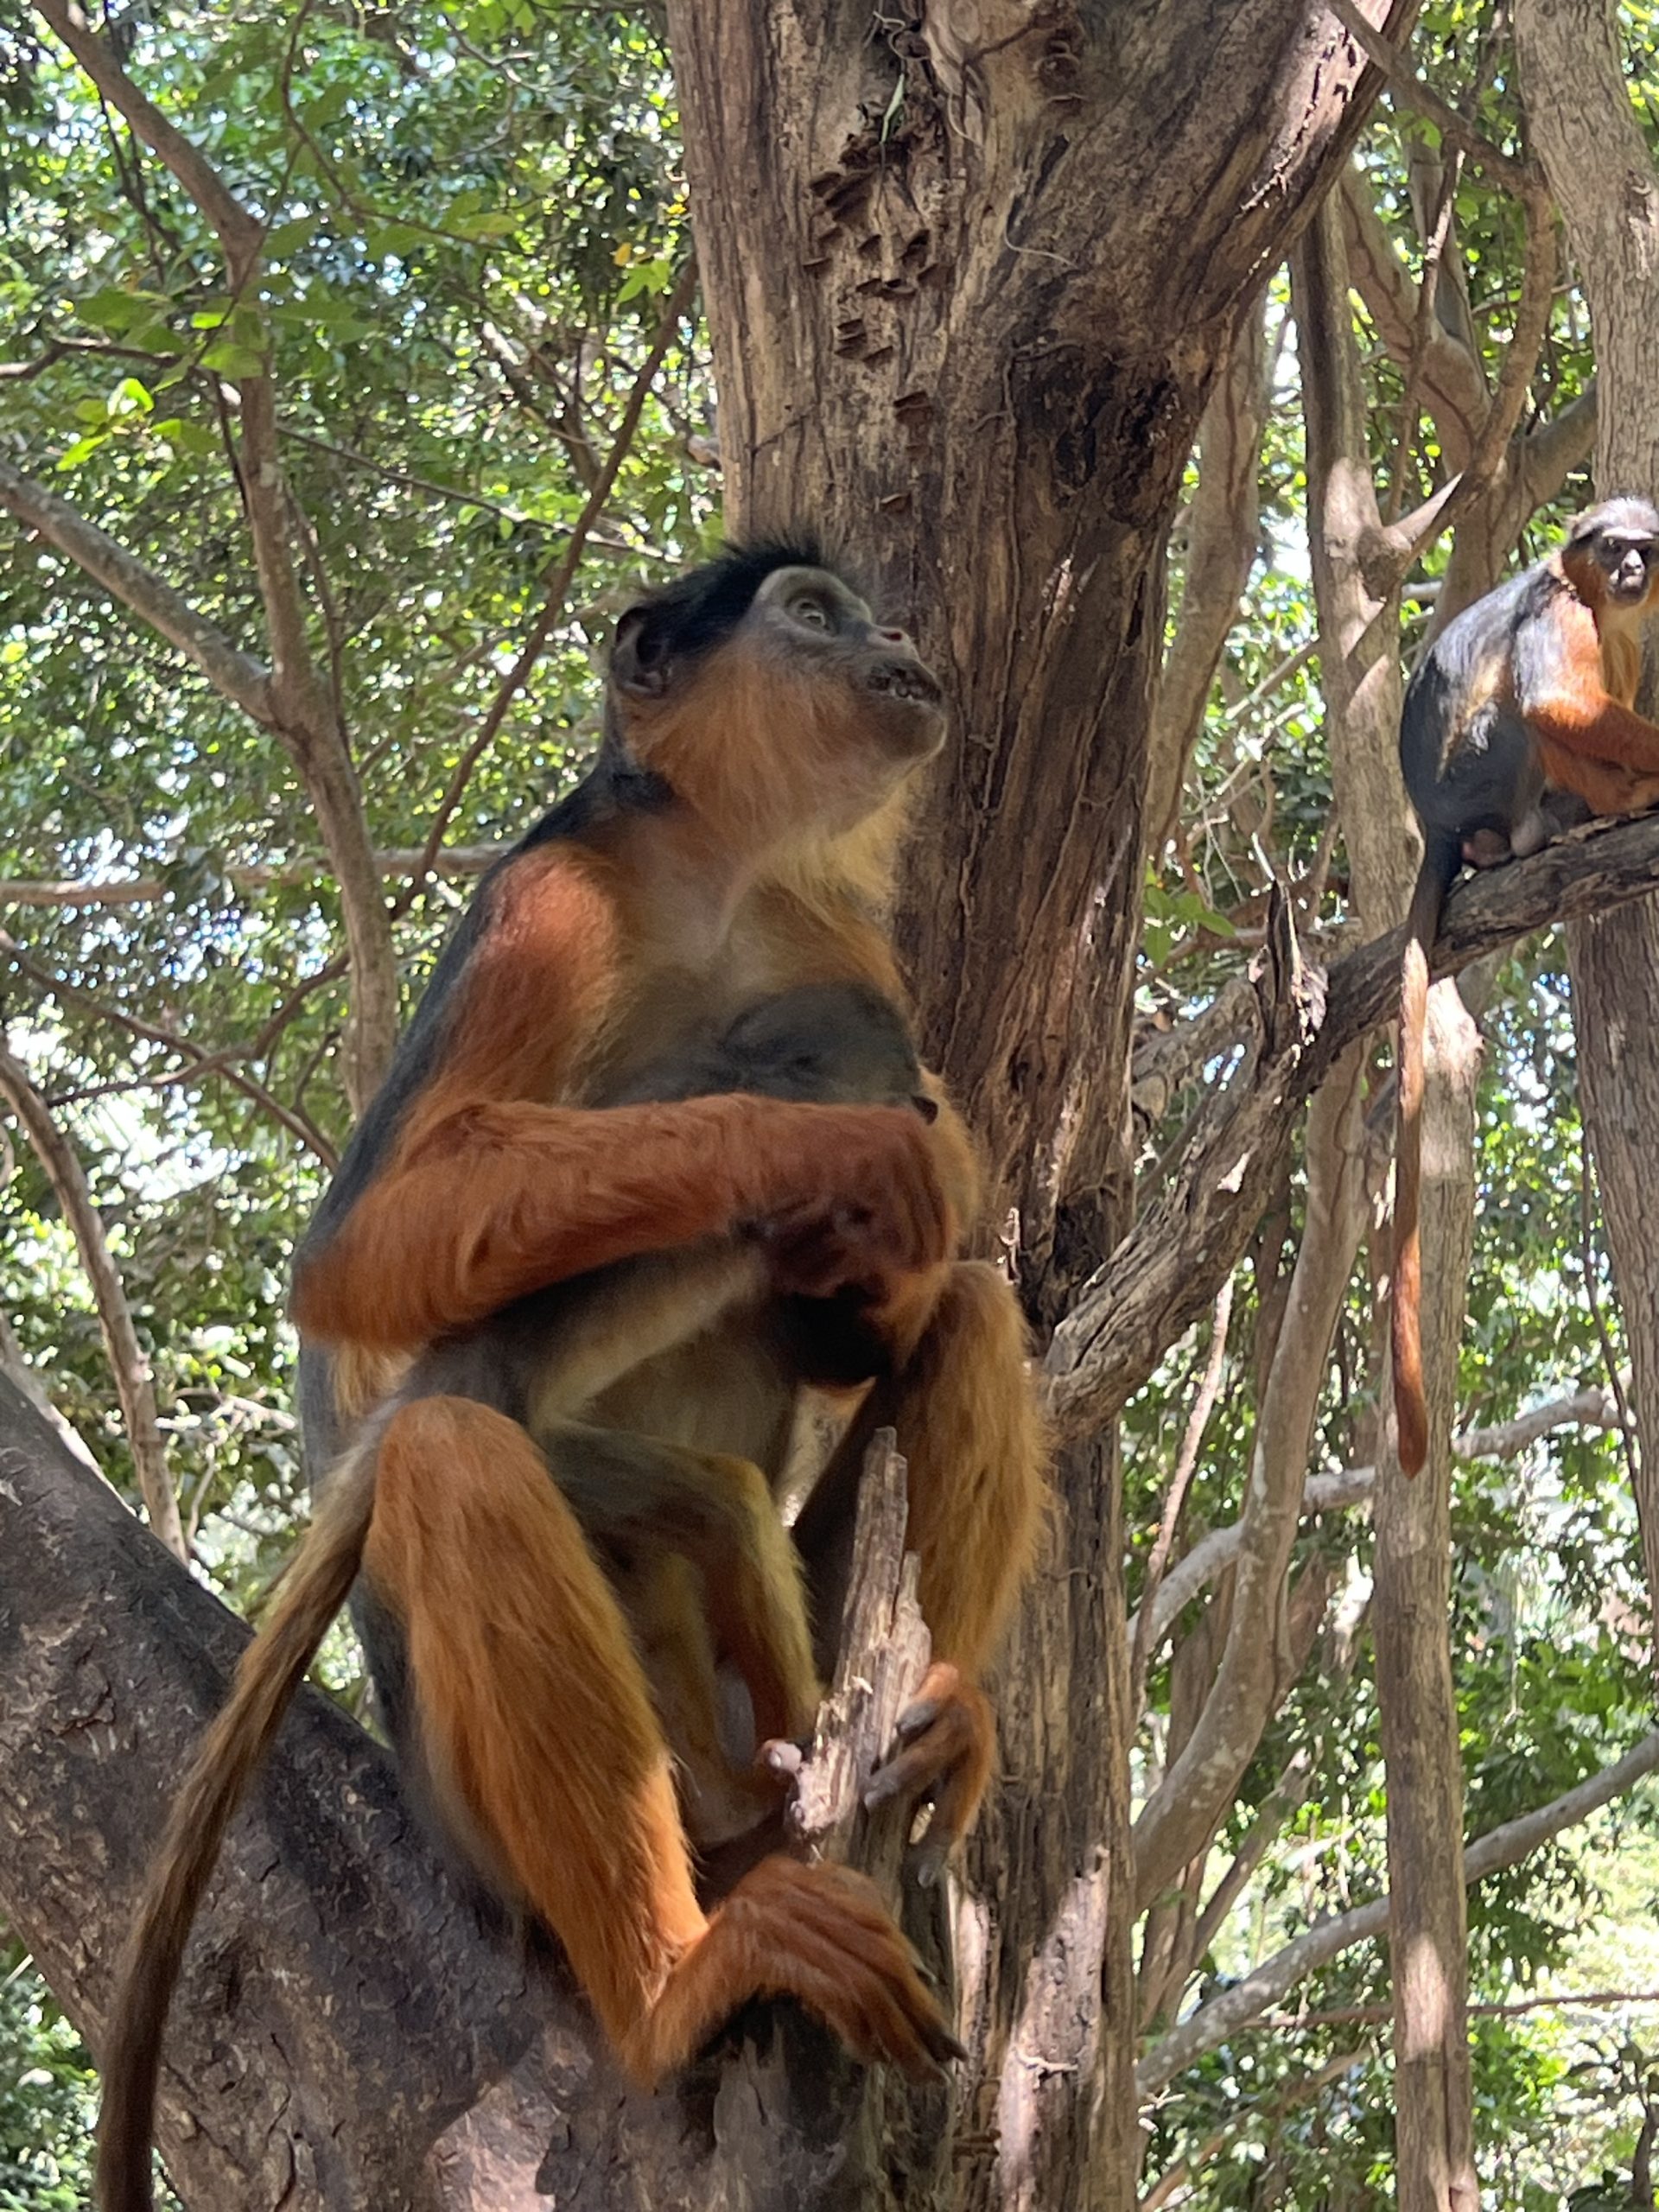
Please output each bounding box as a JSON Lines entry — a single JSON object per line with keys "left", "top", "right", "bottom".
{"left": 588, "top": 1316, "right": 798, "bottom": 1477}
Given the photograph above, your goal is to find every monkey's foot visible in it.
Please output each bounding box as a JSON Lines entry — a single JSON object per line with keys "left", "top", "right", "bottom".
{"left": 620, "top": 1855, "right": 962, "bottom": 2084}
{"left": 863, "top": 1662, "right": 995, "bottom": 1885}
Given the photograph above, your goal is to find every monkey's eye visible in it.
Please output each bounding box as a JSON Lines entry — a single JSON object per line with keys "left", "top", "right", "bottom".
{"left": 791, "top": 595, "right": 833, "bottom": 631}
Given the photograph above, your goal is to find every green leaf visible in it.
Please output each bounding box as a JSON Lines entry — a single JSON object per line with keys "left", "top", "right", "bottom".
{"left": 200, "top": 341, "right": 268, "bottom": 378}
{"left": 263, "top": 215, "right": 319, "bottom": 256}
{"left": 450, "top": 210, "right": 519, "bottom": 241}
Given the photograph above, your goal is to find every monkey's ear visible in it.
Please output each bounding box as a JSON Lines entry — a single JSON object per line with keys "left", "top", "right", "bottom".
{"left": 912, "top": 1094, "right": 940, "bottom": 1125}
{"left": 612, "top": 608, "right": 672, "bottom": 699}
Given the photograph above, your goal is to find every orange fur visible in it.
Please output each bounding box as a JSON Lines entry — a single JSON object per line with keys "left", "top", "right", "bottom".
{"left": 294, "top": 1088, "right": 950, "bottom": 1351}
{"left": 366, "top": 1397, "right": 951, "bottom": 2081}
{"left": 1533, "top": 556, "right": 1659, "bottom": 778}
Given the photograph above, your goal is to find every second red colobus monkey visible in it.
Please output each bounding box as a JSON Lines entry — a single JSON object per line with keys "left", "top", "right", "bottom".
{"left": 1394, "top": 497, "right": 1659, "bottom": 1475}
{"left": 98, "top": 543, "right": 1047, "bottom": 2212}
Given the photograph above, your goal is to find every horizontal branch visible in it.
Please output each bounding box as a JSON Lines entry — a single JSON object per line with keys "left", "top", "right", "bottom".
{"left": 1128, "top": 1381, "right": 1627, "bottom": 1655}
{"left": 0, "top": 845, "right": 502, "bottom": 910}
{"left": 0, "top": 454, "right": 274, "bottom": 724}
{"left": 1046, "top": 810, "right": 1659, "bottom": 1444}
{"left": 1137, "top": 1726, "right": 1659, "bottom": 2096}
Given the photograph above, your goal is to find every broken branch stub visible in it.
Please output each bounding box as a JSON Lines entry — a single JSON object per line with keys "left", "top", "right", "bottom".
{"left": 789, "top": 1427, "right": 931, "bottom": 1897}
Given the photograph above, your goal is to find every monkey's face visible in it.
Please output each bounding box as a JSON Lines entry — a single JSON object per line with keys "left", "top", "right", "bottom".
{"left": 611, "top": 562, "right": 945, "bottom": 849}
{"left": 1567, "top": 499, "right": 1659, "bottom": 613}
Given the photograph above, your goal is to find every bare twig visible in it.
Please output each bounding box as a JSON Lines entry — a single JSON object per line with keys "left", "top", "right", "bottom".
{"left": 399, "top": 257, "right": 699, "bottom": 910}
{"left": 1130, "top": 1276, "right": 1234, "bottom": 1717}
{"left": 0, "top": 1033, "right": 185, "bottom": 1560}
{"left": 0, "top": 843, "right": 502, "bottom": 909}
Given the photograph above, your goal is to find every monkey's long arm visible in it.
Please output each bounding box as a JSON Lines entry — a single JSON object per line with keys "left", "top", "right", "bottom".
{"left": 293, "top": 849, "right": 947, "bottom": 1351}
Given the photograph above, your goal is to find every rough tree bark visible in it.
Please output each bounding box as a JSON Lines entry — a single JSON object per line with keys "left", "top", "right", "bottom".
{"left": 1516, "top": 0, "right": 1659, "bottom": 1646}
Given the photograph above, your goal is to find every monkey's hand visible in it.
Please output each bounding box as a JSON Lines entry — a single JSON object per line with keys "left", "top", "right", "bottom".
{"left": 863, "top": 1662, "right": 995, "bottom": 1886}
{"left": 748, "top": 1106, "right": 951, "bottom": 1297}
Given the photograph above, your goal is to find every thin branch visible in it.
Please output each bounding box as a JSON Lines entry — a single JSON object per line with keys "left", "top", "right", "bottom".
{"left": 32, "top": 0, "right": 397, "bottom": 1107}
{"left": 1581, "top": 1133, "right": 1642, "bottom": 1497}
{"left": 1327, "top": 0, "right": 1534, "bottom": 195}
{"left": 0, "top": 1034, "right": 185, "bottom": 1560}
{"left": 0, "top": 455, "right": 274, "bottom": 724}
{"left": 399, "top": 257, "right": 700, "bottom": 909}
{"left": 1131, "top": 1276, "right": 1234, "bottom": 1717}
{"left": 32, "top": 0, "right": 263, "bottom": 283}
{"left": 1137, "top": 1726, "right": 1659, "bottom": 2096}
{"left": 1255, "top": 1987, "right": 1659, "bottom": 2031}
{"left": 1127, "top": 1378, "right": 1629, "bottom": 1656}
{"left": 0, "top": 843, "right": 502, "bottom": 909}
{"left": 1138, "top": 2049, "right": 1366, "bottom": 2209}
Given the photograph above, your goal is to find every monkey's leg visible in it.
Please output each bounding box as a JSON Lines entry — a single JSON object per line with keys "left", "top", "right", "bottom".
{"left": 368, "top": 1398, "right": 950, "bottom": 2082}
{"left": 795, "top": 1262, "right": 1046, "bottom": 1871}
{"left": 548, "top": 1427, "right": 820, "bottom": 1746}
{"left": 1536, "top": 739, "right": 1659, "bottom": 820}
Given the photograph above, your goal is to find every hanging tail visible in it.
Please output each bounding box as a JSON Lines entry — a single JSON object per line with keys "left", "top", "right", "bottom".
{"left": 96, "top": 1440, "right": 379, "bottom": 2212}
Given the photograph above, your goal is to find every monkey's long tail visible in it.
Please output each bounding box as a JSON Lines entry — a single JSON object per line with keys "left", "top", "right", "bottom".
{"left": 96, "top": 1440, "right": 379, "bottom": 2212}
{"left": 1390, "top": 842, "right": 1457, "bottom": 1479}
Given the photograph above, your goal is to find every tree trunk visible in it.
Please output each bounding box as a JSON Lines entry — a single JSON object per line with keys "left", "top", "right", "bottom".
{"left": 1515, "top": 0, "right": 1659, "bottom": 1643}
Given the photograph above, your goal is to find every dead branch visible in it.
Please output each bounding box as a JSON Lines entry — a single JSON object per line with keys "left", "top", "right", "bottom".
{"left": 0, "top": 1034, "right": 184, "bottom": 1559}
{"left": 790, "top": 1428, "right": 931, "bottom": 1893}
{"left": 0, "top": 844, "right": 502, "bottom": 910}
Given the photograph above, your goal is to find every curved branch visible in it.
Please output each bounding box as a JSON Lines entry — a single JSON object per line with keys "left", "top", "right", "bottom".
{"left": 0, "top": 456, "right": 274, "bottom": 724}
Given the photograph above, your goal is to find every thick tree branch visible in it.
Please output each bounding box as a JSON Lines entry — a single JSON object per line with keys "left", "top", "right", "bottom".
{"left": 0, "top": 455, "right": 275, "bottom": 724}
{"left": 0, "top": 1036, "right": 184, "bottom": 1559}
{"left": 1046, "top": 810, "right": 1659, "bottom": 1445}
{"left": 1138, "top": 1726, "right": 1659, "bottom": 2095}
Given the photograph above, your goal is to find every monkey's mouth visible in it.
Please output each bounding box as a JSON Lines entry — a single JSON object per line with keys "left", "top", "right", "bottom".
{"left": 866, "top": 661, "right": 944, "bottom": 708}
